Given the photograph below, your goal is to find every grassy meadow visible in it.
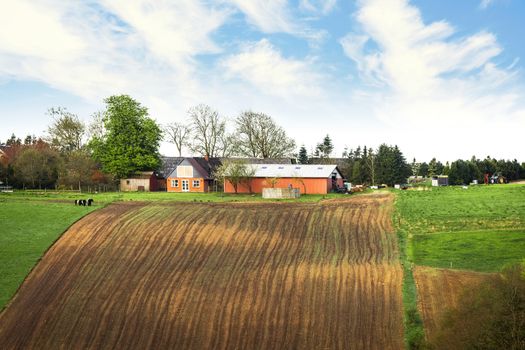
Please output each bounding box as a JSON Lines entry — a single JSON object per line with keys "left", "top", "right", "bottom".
{"left": 394, "top": 183, "right": 525, "bottom": 347}
{"left": 396, "top": 184, "right": 525, "bottom": 272}
{"left": 0, "top": 200, "right": 99, "bottom": 309}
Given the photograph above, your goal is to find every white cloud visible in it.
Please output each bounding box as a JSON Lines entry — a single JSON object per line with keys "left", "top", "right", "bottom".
{"left": 227, "top": 0, "right": 294, "bottom": 33}
{"left": 339, "top": 0, "right": 525, "bottom": 160}
{"left": 0, "top": 0, "right": 229, "bottom": 100}
{"left": 0, "top": 1, "right": 84, "bottom": 61}
{"left": 480, "top": 0, "right": 495, "bottom": 9}
{"left": 220, "top": 39, "right": 322, "bottom": 98}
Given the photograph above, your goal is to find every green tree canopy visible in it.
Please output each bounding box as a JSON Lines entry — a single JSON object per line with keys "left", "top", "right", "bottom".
{"left": 298, "top": 145, "right": 309, "bottom": 164}
{"left": 89, "top": 95, "right": 162, "bottom": 179}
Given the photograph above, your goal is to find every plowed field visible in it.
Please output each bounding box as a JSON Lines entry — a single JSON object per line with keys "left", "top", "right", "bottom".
{"left": 0, "top": 194, "right": 403, "bottom": 350}
{"left": 414, "top": 266, "right": 488, "bottom": 338}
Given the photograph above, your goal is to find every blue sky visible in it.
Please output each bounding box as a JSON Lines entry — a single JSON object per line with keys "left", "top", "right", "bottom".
{"left": 0, "top": 0, "right": 524, "bottom": 161}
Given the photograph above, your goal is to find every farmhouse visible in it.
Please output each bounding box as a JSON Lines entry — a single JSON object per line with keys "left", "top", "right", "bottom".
{"left": 156, "top": 156, "right": 184, "bottom": 191}
{"left": 120, "top": 171, "right": 159, "bottom": 192}
{"left": 224, "top": 164, "right": 344, "bottom": 195}
{"left": 166, "top": 157, "right": 293, "bottom": 193}
{"left": 167, "top": 157, "right": 221, "bottom": 193}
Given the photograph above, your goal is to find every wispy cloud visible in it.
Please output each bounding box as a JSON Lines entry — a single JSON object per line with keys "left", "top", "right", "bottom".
{"left": 340, "top": 0, "right": 524, "bottom": 159}
{"left": 480, "top": 0, "right": 495, "bottom": 9}
{"left": 300, "top": 0, "right": 337, "bottom": 15}
{"left": 226, "top": 0, "right": 326, "bottom": 41}
{"left": 220, "top": 39, "right": 322, "bottom": 98}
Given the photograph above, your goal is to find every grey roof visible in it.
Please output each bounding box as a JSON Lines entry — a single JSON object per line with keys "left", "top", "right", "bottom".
{"left": 244, "top": 164, "right": 340, "bottom": 178}
{"left": 158, "top": 156, "right": 184, "bottom": 178}
{"left": 221, "top": 157, "right": 293, "bottom": 165}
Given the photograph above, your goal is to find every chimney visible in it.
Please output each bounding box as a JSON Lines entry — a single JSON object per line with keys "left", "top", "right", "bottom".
{"left": 204, "top": 154, "right": 209, "bottom": 162}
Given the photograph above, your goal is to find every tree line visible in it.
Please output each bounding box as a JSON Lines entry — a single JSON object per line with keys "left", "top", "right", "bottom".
{"left": 1, "top": 94, "right": 524, "bottom": 190}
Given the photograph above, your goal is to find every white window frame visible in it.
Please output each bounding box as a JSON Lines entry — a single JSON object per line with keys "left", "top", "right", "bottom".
{"left": 192, "top": 180, "right": 200, "bottom": 188}
{"left": 177, "top": 165, "right": 193, "bottom": 178}
{"left": 171, "top": 179, "right": 179, "bottom": 188}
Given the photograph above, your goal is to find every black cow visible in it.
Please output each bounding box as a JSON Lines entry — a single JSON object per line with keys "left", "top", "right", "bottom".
{"left": 87, "top": 198, "right": 94, "bottom": 206}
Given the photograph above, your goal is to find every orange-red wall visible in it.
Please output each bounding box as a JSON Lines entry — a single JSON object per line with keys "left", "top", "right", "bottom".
{"left": 224, "top": 177, "right": 343, "bottom": 194}
{"left": 167, "top": 177, "right": 207, "bottom": 192}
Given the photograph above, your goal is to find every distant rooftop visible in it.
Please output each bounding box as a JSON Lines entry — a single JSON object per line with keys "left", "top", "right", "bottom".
{"left": 242, "top": 164, "right": 340, "bottom": 178}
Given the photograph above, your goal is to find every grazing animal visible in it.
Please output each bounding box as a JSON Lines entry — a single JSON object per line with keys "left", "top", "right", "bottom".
{"left": 74, "top": 200, "right": 78, "bottom": 206}
{"left": 87, "top": 198, "right": 94, "bottom": 206}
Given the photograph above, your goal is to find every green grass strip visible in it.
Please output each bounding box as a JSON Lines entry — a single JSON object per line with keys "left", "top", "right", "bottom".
{"left": 394, "top": 202, "right": 425, "bottom": 350}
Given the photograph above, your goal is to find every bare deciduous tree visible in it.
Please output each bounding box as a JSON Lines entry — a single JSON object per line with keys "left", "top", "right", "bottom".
{"left": 235, "top": 111, "right": 295, "bottom": 158}
{"left": 188, "top": 104, "right": 227, "bottom": 158}
{"left": 164, "top": 122, "right": 191, "bottom": 157}
{"left": 87, "top": 111, "right": 105, "bottom": 140}
{"left": 47, "top": 107, "right": 85, "bottom": 154}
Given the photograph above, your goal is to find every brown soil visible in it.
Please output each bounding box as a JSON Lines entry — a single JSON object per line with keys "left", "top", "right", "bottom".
{"left": 0, "top": 194, "right": 403, "bottom": 350}
{"left": 414, "top": 266, "right": 489, "bottom": 339}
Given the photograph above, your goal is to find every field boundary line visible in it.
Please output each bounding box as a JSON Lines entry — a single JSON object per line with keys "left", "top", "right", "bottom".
{"left": 0, "top": 202, "right": 111, "bottom": 314}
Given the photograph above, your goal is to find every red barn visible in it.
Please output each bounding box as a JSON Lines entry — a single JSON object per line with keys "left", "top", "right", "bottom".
{"left": 224, "top": 164, "right": 344, "bottom": 195}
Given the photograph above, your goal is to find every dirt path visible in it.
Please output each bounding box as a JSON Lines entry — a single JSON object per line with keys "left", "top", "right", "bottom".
{"left": 0, "top": 194, "right": 403, "bottom": 350}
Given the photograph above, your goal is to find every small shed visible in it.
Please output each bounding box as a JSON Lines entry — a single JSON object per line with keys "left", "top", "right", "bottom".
{"left": 431, "top": 175, "right": 449, "bottom": 187}
{"left": 120, "top": 171, "right": 158, "bottom": 192}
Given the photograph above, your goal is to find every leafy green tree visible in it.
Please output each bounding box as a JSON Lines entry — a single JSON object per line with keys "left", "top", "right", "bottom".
{"left": 14, "top": 142, "right": 61, "bottom": 188}
{"left": 298, "top": 145, "right": 309, "bottom": 164}
{"left": 58, "top": 150, "right": 97, "bottom": 191}
{"left": 448, "top": 159, "right": 480, "bottom": 185}
{"left": 418, "top": 162, "right": 429, "bottom": 177}
{"left": 89, "top": 95, "right": 162, "bottom": 179}
{"left": 375, "top": 144, "right": 410, "bottom": 186}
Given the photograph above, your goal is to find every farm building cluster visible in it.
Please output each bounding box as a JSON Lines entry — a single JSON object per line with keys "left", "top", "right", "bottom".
{"left": 121, "top": 156, "right": 345, "bottom": 195}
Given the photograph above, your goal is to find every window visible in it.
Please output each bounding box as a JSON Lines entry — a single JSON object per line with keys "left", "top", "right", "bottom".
{"left": 192, "top": 180, "right": 200, "bottom": 188}
{"left": 171, "top": 179, "right": 179, "bottom": 187}
{"left": 177, "top": 165, "right": 193, "bottom": 177}
{"left": 126, "top": 180, "right": 130, "bottom": 185}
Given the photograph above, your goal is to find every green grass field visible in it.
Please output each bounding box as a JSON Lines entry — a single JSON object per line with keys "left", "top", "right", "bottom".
{"left": 397, "top": 184, "right": 525, "bottom": 272}
{"left": 394, "top": 184, "right": 525, "bottom": 347}
{"left": 1, "top": 190, "right": 349, "bottom": 203}
{"left": 0, "top": 200, "right": 99, "bottom": 309}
